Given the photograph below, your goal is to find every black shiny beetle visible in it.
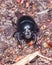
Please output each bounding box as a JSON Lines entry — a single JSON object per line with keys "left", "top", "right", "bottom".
{"left": 13, "top": 16, "right": 39, "bottom": 45}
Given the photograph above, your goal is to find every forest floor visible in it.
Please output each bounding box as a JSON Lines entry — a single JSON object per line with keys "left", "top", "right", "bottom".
{"left": 0, "top": 0, "right": 52, "bottom": 65}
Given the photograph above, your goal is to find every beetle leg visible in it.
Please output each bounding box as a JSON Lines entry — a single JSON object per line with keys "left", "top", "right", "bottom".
{"left": 12, "top": 21, "right": 17, "bottom": 29}
{"left": 33, "top": 33, "right": 37, "bottom": 45}
{"left": 17, "top": 33, "right": 22, "bottom": 45}
{"left": 13, "top": 31, "right": 17, "bottom": 37}
{"left": 13, "top": 31, "right": 23, "bottom": 45}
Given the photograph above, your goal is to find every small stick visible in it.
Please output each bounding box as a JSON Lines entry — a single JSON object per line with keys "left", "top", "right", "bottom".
{"left": 38, "top": 54, "right": 52, "bottom": 61}
{"left": 37, "top": 9, "right": 49, "bottom": 14}
{"left": 13, "top": 51, "right": 52, "bottom": 65}
{"left": 12, "top": 51, "right": 39, "bottom": 65}
{"left": 37, "top": 8, "right": 52, "bottom": 15}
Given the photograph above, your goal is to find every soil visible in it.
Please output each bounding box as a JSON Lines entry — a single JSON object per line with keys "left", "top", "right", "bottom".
{"left": 0, "top": 0, "right": 52, "bottom": 65}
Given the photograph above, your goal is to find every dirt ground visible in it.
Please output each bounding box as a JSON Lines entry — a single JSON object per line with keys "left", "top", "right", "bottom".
{"left": 0, "top": 0, "right": 52, "bottom": 65}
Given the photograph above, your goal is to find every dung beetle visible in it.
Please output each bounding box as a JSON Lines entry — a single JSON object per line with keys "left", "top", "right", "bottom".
{"left": 13, "top": 15, "right": 39, "bottom": 45}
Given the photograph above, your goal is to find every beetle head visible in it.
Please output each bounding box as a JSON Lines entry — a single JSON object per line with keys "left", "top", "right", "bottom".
{"left": 23, "top": 24, "right": 32, "bottom": 39}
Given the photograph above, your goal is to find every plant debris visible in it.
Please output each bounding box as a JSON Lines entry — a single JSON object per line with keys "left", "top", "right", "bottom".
{"left": 0, "top": 0, "right": 52, "bottom": 65}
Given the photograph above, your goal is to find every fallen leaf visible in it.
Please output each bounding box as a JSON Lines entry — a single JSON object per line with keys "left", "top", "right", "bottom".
{"left": 48, "top": 2, "right": 52, "bottom": 8}
{"left": 48, "top": 41, "right": 52, "bottom": 47}
{"left": 16, "top": 0, "right": 22, "bottom": 3}
{"left": 40, "top": 24, "right": 47, "bottom": 30}
{"left": 43, "top": 42, "right": 50, "bottom": 48}
{"left": 16, "top": 0, "right": 24, "bottom": 3}
{"left": 28, "top": 41, "right": 34, "bottom": 46}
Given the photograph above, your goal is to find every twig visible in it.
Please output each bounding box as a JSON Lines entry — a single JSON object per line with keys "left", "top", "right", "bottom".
{"left": 12, "top": 51, "right": 40, "bottom": 65}
{"left": 12, "top": 51, "right": 52, "bottom": 65}
{"left": 38, "top": 54, "right": 52, "bottom": 61}
{"left": 37, "top": 9, "right": 49, "bottom": 14}
{"left": 37, "top": 8, "right": 52, "bottom": 15}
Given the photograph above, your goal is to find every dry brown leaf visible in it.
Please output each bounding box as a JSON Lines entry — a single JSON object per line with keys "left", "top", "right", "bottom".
{"left": 40, "top": 24, "right": 47, "bottom": 30}
{"left": 28, "top": 41, "right": 34, "bottom": 46}
{"left": 48, "top": 41, "right": 52, "bottom": 47}
{"left": 16, "top": 0, "right": 22, "bottom": 3}
{"left": 43, "top": 42, "right": 51, "bottom": 48}
{"left": 16, "top": 0, "right": 24, "bottom": 3}
{"left": 48, "top": 2, "right": 52, "bottom": 8}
